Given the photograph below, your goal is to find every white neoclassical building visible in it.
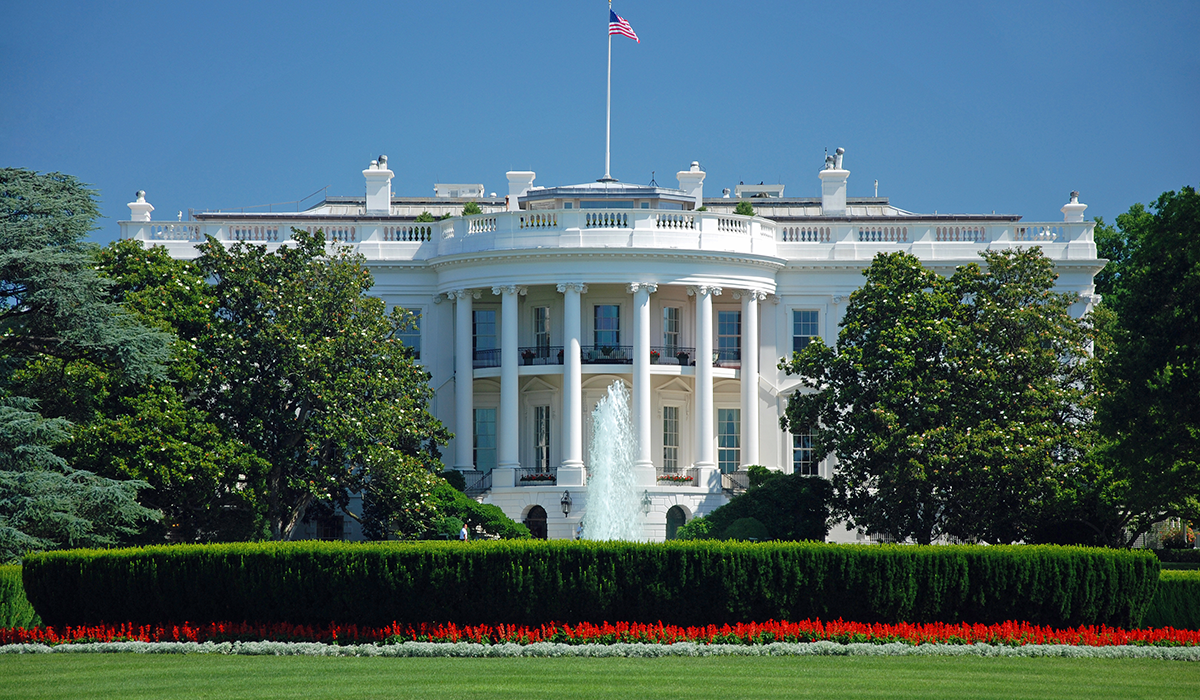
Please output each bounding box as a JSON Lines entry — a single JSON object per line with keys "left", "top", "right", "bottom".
{"left": 123, "top": 151, "right": 1102, "bottom": 542}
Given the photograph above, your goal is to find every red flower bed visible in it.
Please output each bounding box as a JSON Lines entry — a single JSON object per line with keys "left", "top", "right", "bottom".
{"left": 3, "top": 619, "right": 1199, "bottom": 647}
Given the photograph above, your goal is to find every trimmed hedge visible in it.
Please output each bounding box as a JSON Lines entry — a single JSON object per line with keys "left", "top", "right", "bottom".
{"left": 1142, "top": 570, "right": 1200, "bottom": 630}
{"left": 1153, "top": 548, "right": 1200, "bottom": 564}
{"left": 1, "top": 566, "right": 40, "bottom": 629}
{"left": 23, "top": 541, "right": 1158, "bottom": 629}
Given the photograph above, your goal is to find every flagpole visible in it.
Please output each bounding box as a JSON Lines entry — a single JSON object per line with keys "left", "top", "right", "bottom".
{"left": 603, "top": 0, "right": 613, "bottom": 182}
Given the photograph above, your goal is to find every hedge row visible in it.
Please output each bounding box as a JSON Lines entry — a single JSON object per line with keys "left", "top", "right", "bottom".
{"left": 23, "top": 541, "right": 1159, "bottom": 629}
{"left": 1153, "top": 548, "right": 1200, "bottom": 564}
{"left": 1142, "top": 570, "right": 1200, "bottom": 630}
{"left": 0, "top": 567, "right": 40, "bottom": 629}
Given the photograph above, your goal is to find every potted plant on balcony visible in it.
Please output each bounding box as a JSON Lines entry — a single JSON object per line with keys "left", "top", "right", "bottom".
{"left": 557, "top": 348, "right": 564, "bottom": 363}
{"left": 650, "top": 349, "right": 660, "bottom": 364}
{"left": 675, "top": 351, "right": 690, "bottom": 365}
{"left": 657, "top": 473, "right": 695, "bottom": 483}
{"left": 521, "top": 349, "right": 535, "bottom": 365}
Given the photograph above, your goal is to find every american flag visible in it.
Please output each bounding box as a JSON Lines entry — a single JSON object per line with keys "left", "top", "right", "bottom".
{"left": 609, "top": 10, "right": 639, "bottom": 43}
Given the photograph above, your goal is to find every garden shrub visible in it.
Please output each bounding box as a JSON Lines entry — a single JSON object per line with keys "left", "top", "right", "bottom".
{"left": 683, "top": 473, "right": 831, "bottom": 541}
{"left": 23, "top": 541, "right": 1157, "bottom": 630}
{"left": 1141, "top": 570, "right": 1200, "bottom": 630}
{"left": 429, "top": 483, "right": 530, "bottom": 540}
{"left": 0, "top": 566, "right": 40, "bottom": 629}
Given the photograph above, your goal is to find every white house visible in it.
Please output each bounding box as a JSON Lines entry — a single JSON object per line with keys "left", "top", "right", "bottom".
{"left": 122, "top": 151, "right": 1102, "bottom": 543}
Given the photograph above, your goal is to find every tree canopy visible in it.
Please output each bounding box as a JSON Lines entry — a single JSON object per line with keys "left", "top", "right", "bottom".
{"left": 0, "top": 169, "right": 170, "bottom": 560}
{"left": 781, "top": 248, "right": 1092, "bottom": 545}
{"left": 1093, "top": 186, "right": 1200, "bottom": 543}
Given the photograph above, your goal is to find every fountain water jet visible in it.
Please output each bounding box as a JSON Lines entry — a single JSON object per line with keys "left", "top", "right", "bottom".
{"left": 583, "top": 381, "right": 642, "bottom": 541}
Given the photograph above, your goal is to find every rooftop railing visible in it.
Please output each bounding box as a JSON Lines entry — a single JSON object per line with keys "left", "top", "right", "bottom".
{"left": 120, "top": 212, "right": 1095, "bottom": 262}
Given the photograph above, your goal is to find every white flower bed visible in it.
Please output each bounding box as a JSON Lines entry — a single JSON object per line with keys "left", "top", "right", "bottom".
{"left": 2, "top": 640, "right": 1198, "bottom": 660}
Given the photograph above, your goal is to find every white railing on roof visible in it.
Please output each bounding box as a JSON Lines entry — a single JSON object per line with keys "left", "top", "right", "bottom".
{"left": 145, "top": 223, "right": 204, "bottom": 241}
{"left": 781, "top": 225, "right": 831, "bottom": 242}
{"left": 383, "top": 224, "right": 433, "bottom": 242}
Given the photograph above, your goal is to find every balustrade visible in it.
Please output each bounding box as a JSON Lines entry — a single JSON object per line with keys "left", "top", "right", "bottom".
{"left": 473, "top": 348, "right": 501, "bottom": 369}
{"left": 467, "top": 216, "right": 497, "bottom": 234}
{"left": 383, "top": 224, "right": 433, "bottom": 242}
{"left": 232, "top": 225, "right": 281, "bottom": 242}
{"left": 781, "top": 226, "right": 830, "bottom": 242}
{"left": 519, "top": 212, "right": 557, "bottom": 229}
{"left": 717, "top": 217, "right": 746, "bottom": 234}
{"left": 858, "top": 226, "right": 908, "bottom": 242}
{"left": 1014, "top": 224, "right": 1062, "bottom": 241}
{"left": 655, "top": 212, "right": 696, "bottom": 230}
{"left": 584, "top": 211, "right": 629, "bottom": 228}
{"left": 582, "top": 345, "right": 632, "bottom": 364}
{"left": 650, "top": 346, "right": 696, "bottom": 366}
{"left": 516, "top": 467, "right": 558, "bottom": 486}
{"left": 518, "top": 345, "right": 564, "bottom": 366}
{"left": 935, "top": 225, "right": 987, "bottom": 243}
{"left": 148, "top": 223, "right": 203, "bottom": 241}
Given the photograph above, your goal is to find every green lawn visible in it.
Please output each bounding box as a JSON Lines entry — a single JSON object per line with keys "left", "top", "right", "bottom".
{"left": 2, "top": 655, "right": 1197, "bottom": 700}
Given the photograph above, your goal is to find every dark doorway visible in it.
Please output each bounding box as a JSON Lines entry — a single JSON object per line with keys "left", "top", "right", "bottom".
{"left": 666, "top": 506, "right": 687, "bottom": 540}
{"left": 524, "top": 505, "right": 548, "bottom": 540}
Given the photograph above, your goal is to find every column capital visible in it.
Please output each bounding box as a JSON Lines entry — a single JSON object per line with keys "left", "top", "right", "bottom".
{"left": 769, "top": 294, "right": 782, "bottom": 305}
{"left": 556, "top": 282, "right": 589, "bottom": 294}
{"left": 492, "top": 285, "right": 528, "bottom": 296}
{"left": 626, "top": 282, "right": 658, "bottom": 294}
{"left": 732, "top": 289, "right": 768, "bottom": 301}
{"left": 686, "top": 285, "right": 722, "bottom": 297}
{"left": 449, "top": 289, "right": 481, "bottom": 301}
{"left": 432, "top": 294, "right": 444, "bottom": 304}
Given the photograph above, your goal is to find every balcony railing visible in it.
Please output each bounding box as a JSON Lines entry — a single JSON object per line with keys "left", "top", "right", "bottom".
{"left": 655, "top": 467, "right": 700, "bottom": 486}
{"left": 721, "top": 471, "right": 751, "bottom": 495}
{"left": 517, "top": 467, "right": 558, "bottom": 486}
{"left": 463, "top": 470, "right": 492, "bottom": 496}
{"left": 582, "top": 345, "right": 632, "bottom": 364}
{"left": 519, "top": 346, "right": 564, "bottom": 366}
{"left": 651, "top": 346, "right": 696, "bottom": 366}
{"left": 714, "top": 348, "right": 741, "bottom": 368}
{"left": 473, "top": 348, "right": 501, "bottom": 369}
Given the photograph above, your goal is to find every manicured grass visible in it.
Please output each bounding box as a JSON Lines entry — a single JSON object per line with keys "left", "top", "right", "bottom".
{"left": 2, "top": 655, "right": 1197, "bottom": 700}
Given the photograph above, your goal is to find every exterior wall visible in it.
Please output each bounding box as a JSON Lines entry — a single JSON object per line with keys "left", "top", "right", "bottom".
{"left": 124, "top": 182, "right": 1100, "bottom": 544}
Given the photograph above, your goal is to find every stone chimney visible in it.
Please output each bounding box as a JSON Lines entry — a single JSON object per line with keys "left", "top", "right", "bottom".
{"left": 676, "top": 161, "right": 705, "bottom": 209}
{"left": 819, "top": 147, "right": 849, "bottom": 216}
{"left": 1061, "top": 191, "right": 1087, "bottom": 222}
{"left": 127, "top": 190, "right": 154, "bottom": 222}
{"left": 506, "top": 171, "right": 535, "bottom": 212}
{"left": 363, "top": 155, "right": 393, "bottom": 214}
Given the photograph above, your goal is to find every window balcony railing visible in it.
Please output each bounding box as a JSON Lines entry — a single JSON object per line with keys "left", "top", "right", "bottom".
{"left": 473, "top": 348, "right": 501, "bottom": 369}
{"left": 519, "top": 346, "right": 564, "bottom": 366}
{"left": 714, "top": 348, "right": 741, "bottom": 368}
{"left": 517, "top": 467, "right": 558, "bottom": 486}
{"left": 651, "top": 346, "right": 696, "bottom": 366}
{"left": 655, "top": 466, "right": 700, "bottom": 486}
{"left": 582, "top": 345, "right": 633, "bottom": 364}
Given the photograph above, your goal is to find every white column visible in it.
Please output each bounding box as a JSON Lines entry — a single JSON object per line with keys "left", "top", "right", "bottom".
{"left": 452, "top": 289, "right": 479, "bottom": 471}
{"left": 739, "top": 290, "right": 765, "bottom": 467}
{"left": 557, "top": 282, "right": 587, "bottom": 485}
{"left": 494, "top": 285, "right": 526, "bottom": 477}
{"left": 628, "top": 282, "right": 657, "bottom": 486}
{"left": 689, "top": 285, "right": 720, "bottom": 491}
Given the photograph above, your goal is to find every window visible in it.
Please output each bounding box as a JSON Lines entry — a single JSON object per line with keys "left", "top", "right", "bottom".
{"left": 474, "top": 309, "right": 496, "bottom": 363}
{"left": 534, "top": 405, "right": 551, "bottom": 470}
{"left": 793, "top": 429, "right": 817, "bottom": 476}
{"left": 534, "top": 307, "right": 551, "bottom": 353}
{"left": 793, "top": 310, "right": 819, "bottom": 352}
{"left": 594, "top": 305, "right": 620, "bottom": 346}
{"left": 473, "top": 408, "right": 496, "bottom": 473}
{"left": 717, "top": 310, "right": 741, "bottom": 362}
{"left": 662, "top": 406, "right": 680, "bottom": 471}
{"left": 395, "top": 308, "right": 421, "bottom": 359}
{"left": 717, "top": 408, "right": 740, "bottom": 473}
{"left": 663, "top": 307, "right": 680, "bottom": 353}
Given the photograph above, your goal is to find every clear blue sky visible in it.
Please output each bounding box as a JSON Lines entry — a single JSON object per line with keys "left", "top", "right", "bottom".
{"left": 3, "top": 1, "right": 1197, "bottom": 245}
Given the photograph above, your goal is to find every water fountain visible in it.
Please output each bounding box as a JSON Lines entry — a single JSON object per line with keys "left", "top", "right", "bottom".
{"left": 583, "top": 381, "right": 642, "bottom": 541}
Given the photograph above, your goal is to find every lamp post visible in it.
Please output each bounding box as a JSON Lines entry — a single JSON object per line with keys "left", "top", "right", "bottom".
{"left": 561, "top": 490, "right": 572, "bottom": 517}
{"left": 641, "top": 490, "right": 652, "bottom": 516}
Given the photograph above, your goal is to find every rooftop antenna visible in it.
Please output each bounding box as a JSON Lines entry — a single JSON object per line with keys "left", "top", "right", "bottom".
{"left": 874, "top": 179, "right": 878, "bottom": 197}
{"left": 648, "top": 170, "right": 657, "bottom": 186}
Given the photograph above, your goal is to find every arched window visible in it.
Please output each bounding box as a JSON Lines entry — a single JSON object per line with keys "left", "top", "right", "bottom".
{"left": 524, "top": 505, "right": 548, "bottom": 540}
{"left": 666, "top": 506, "right": 688, "bottom": 540}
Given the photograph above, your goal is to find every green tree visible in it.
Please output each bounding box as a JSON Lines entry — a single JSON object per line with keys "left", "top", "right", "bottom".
{"left": 675, "top": 472, "right": 831, "bottom": 541}
{"left": 733, "top": 200, "right": 755, "bottom": 217}
{"left": 1, "top": 169, "right": 170, "bottom": 558}
{"left": 781, "top": 249, "right": 1091, "bottom": 544}
{"left": 1094, "top": 186, "right": 1200, "bottom": 543}
{"left": 414, "top": 211, "right": 436, "bottom": 223}
{"left": 192, "top": 229, "right": 451, "bottom": 540}
{"left": 461, "top": 201, "right": 482, "bottom": 216}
